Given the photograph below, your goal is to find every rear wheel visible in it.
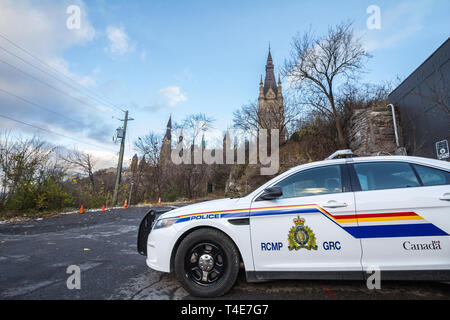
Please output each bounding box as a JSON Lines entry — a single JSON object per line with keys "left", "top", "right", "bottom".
{"left": 174, "top": 228, "right": 240, "bottom": 297}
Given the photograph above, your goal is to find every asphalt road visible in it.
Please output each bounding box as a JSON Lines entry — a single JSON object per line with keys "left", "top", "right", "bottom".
{"left": 0, "top": 206, "right": 449, "bottom": 300}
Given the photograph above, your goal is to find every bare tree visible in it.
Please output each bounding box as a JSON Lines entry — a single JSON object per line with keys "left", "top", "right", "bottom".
{"left": 134, "top": 132, "right": 164, "bottom": 200}
{"left": 283, "top": 22, "right": 371, "bottom": 147}
{"left": 175, "top": 113, "right": 215, "bottom": 146}
{"left": 232, "top": 102, "right": 259, "bottom": 133}
{"left": 60, "top": 149, "right": 96, "bottom": 189}
{"left": 233, "top": 97, "right": 299, "bottom": 139}
{"left": 172, "top": 113, "right": 216, "bottom": 199}
{"left": 133, "top": 113, "right": 216, "bottom": 201}
{"left": 337, "top": 81, "right": 394, "bottom": 120}
{"left": 134, "top": 132, "right": 162, "bottom": 165}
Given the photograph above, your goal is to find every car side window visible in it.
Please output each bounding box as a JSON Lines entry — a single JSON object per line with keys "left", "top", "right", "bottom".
{"left": 413, "top": 164, "right": 450, "bottom": 186}
{"left": 353, "top": 162, "right": 420, "bottom": 191}
{"left": 274, "top": 165, "right": 342, "bottom": 199}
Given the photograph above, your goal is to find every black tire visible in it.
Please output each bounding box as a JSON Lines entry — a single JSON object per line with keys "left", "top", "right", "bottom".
{"left": 174, "top": 228, "right": 240, "bottom": 297}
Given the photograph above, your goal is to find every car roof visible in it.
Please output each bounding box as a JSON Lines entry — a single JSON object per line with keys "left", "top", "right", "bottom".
{"left": 244, "top": 155, "right": 449, "bottom": 201}
{"left": 283, "top": 155, "right": 449, "bottom": 183}
{"left": 349, "top": 155, "right": 450, "bottom": 169}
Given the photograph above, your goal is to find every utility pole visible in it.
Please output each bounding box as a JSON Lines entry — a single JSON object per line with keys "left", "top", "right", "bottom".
{"left": 112, "top": 110, "right": 134, "bottom": 206}
{"left": 128, "top": 179, "right": 134, "bottom": 206}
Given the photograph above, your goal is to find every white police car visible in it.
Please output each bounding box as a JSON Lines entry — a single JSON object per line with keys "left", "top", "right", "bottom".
{"left": 137, "top": 151, "right": 450, "bottom": 297}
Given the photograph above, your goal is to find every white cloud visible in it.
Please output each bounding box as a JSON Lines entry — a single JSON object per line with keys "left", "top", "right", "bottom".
{"left": 0, "top": 0, "right": 97, "bottom": 89}
{"left": 0, "top": 0, "right": 117, "bottom": 160}
{"left": 157, "top": 86, "right": 187, "bottom": 107}
{"left": 360, "top": 0, "right": 433, "bottom": 52}
{"left": 45, "top": 57, "right": 97, "bottom": 88}
{"left": 140, "top": 86, "right": 188, "bottom": 112}
{"left": 83, "top": 148, "right": 118, "bottom": 169}
{"left": 105, "top": 26, "right": 135, "bottom": 55}
{"left": 0, "top": 0, "right": 95, "bottom": 57}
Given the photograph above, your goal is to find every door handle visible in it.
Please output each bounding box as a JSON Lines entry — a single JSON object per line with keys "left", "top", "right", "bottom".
{"left": 439, "top": 193, "right": 450, "bottom": 201}
{"left": 322, "top": 200, "right": 348, "bottom": 208}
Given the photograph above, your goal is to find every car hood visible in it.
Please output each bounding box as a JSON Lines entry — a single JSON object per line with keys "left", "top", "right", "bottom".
{"left": 158, "top": 198, "right": 244, "bottom": 219}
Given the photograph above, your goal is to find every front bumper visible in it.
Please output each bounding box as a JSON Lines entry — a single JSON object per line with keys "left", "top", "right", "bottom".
{"left": 145, "top": 229, "right": 177, "bottom": 272}
{"left": 137, "top": 208, "right": 174, "bottom": 256}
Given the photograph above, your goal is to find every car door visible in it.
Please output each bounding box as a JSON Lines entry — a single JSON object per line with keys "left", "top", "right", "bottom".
{"left": 249, "top": 162, "right": 363, "bottom": 275}
{"left": 349, "top": 160, "right": 450, "bottom": 275}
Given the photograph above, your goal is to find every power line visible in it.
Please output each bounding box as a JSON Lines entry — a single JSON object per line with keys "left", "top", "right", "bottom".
{"left": 0, "top": 57, "right": 112, "bottom": 115}
{"left": 0, "top": 86, "right": 112, "bottom": 138}
{"left": 0, "top": 113, "right": 118, "bottom": 153}
{"left": 0, "top": 32, "right": 123, "bottom": 112}
{"left": 0, "top": 87, "right": 85, "bottom": 127}
{"left": 0, "top": 33, "right": 132, "bottom": 161}
{"left": 0, "top": 44, "right": 120, "bottom": 113}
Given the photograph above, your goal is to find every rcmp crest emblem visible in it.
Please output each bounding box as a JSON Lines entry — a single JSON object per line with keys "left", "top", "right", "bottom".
{"left": 288, "top": 216, "right": 318, "bottom": 251}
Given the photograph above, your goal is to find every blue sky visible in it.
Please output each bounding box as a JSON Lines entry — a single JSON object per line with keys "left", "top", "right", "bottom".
{"left": 0, "top": 0, "right": 448, "bottom": 168}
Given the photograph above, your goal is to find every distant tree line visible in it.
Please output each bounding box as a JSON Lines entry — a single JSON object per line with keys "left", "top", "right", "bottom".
{"left": 0, "top": 132, "right": 129, "bottom": 217}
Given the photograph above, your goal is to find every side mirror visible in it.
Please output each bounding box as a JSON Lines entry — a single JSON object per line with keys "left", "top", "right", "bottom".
{"left": 257, "top": 187, "right": 283, "bottom": 201}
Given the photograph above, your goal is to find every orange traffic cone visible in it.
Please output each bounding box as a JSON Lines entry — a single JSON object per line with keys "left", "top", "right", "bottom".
{"left": 157, "top": 197, "right": 161, "bottom": 206}
{"left": 123, "top": 199, "right": 128, "bottom": 209}
{"left": 101, "top": 205, "right": 105, "bottom": 212}
{"left": 80, "top": 205, "right": 84, "bottom": 214}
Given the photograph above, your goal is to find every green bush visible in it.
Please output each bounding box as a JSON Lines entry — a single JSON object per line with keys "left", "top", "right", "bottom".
{"left": 163, "top": 185, "right": 183, "bottom": 202}
{"left": 4, "top": 177, "right": 74, "bottom": 213}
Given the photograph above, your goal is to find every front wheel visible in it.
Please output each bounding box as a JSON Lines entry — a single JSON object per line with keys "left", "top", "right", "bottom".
{"left": 174, "top": 228, "right": 240, "bottom": 297}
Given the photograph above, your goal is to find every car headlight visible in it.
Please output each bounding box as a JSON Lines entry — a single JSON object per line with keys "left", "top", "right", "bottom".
{"left": 153, "top": 217, "right": 178, "bottom": 230}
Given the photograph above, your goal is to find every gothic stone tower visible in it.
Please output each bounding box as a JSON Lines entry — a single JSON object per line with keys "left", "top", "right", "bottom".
{"left": 258, "top": 47, "right": 286, "bottom": 143}
{"left": 160, "top": 116, "right": 172, "bottom": 166}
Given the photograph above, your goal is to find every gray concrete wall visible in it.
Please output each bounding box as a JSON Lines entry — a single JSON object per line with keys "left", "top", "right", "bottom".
{"left": 389, "top": 38, "right": 450, "bottom": 159}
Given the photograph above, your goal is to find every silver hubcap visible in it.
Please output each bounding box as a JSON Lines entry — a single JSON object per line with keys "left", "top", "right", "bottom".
{"left": 198, "top": 254, "right": 214, "bottom": 271}
{"left": 186, "top": 243, "right": 225, "bottom": 285}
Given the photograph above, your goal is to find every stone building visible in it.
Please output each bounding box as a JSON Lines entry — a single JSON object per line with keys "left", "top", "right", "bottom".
{"left": 346, "top": 105, "right": 404, "bottom": 156}
{"left": 160, "top": 116, "right": 172, "bottom": 166}
{"left": 258, "top": 47, "right": 286, "bottom": 142}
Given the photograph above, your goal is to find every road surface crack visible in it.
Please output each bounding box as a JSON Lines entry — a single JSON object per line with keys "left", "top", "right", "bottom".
{"left": 129, "top": 273, "right": 163, "bottom": 300}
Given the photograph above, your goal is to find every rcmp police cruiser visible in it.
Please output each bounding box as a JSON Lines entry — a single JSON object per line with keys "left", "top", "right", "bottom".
{"left": 138, "top": 150, "right": 450, "bottom": 297}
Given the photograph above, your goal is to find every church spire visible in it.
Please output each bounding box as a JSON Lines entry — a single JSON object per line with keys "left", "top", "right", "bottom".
{"left": 267, "top": 43, "right": 273, "bottom": 64}
{"left": 263, "top": 45, "right": 277, "bottom": 96}
{"left": 164, "top": 115, "right": 172, "bottom": 140}
{"left": 257, "top": 45, "right": 286, "bottom": 144}
{"left": 277, "top": 74, "right": 283, "bottom": 97}
{"left": 259, "top": 74, "right": 264, "bottom": 99}
{"left": 160, "top": 115, "right": 172, "bottom": 165}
